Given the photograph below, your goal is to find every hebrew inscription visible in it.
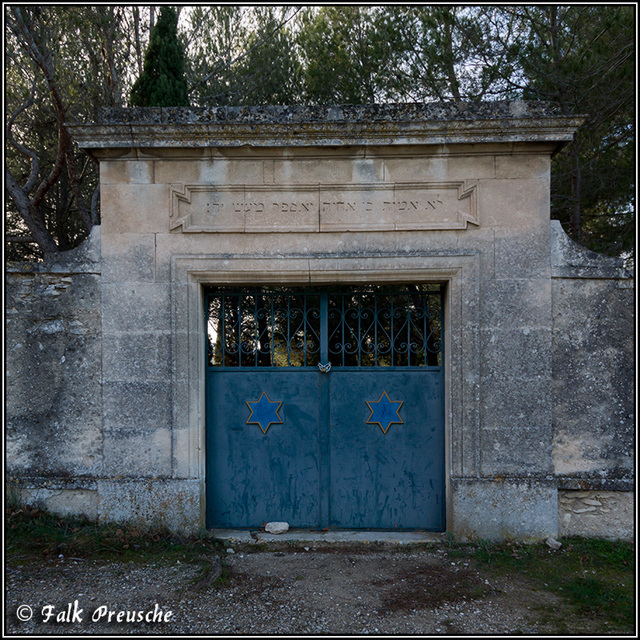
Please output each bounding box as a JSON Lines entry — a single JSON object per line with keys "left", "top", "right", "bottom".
{"left": 170, "top": 182, "right": 478, "bottom": 233}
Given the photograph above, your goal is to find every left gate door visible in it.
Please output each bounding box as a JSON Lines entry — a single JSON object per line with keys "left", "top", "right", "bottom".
{"left": 206, "top": 289, "right": 325, "bottom": 528}
{"left": 207, "top": 370, "right": 321, "bottom": 527}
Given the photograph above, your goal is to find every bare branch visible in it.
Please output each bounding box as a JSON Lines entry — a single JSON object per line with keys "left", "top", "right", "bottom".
{"left": 5, "top": 80, "right": 40, "bottom": 193}
{"left": 6, "top": 236, "right": 37, "bottom": 244}
{"left": 5, "top": 168, "right": 60, "bottom": 254}
{"left": 31, "top": 124, "right": 67, "bottom": 207}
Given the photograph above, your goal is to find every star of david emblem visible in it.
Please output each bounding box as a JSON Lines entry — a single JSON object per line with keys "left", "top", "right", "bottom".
{"left": 246, "top": 392, "right": 283, "bottom": 434}
{"left": 366, "top": 391, "right": 404, "bottom": 434}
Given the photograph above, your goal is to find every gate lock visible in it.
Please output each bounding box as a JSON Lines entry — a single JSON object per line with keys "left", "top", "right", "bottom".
{"left": 317, "top": 362, "right": 332, "bottom": 374}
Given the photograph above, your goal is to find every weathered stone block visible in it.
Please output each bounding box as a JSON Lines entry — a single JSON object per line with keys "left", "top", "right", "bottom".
{"left": 480, "top": 377, "right": 553, "bottom": 474}
{"left": 102, "top": 332, "right": 172, "bottom": 383}
{"left": 478, "top": 178, "right": 549, "bottom": 230}
{"left": 481, "top": 278, "right": 551, "bottom": 328}
{"left": 495, "top": 154, "right": 549, "bottom": 180}
{"left": 480, "top": 327, "right": 552, "bottom": 380}
{"left": 101, "top": 233, "right": 156, "bottom": 283}
{"left": 98, "top": 479, "right": 201, "bottom": 534}
{"left": 101, "top": 184, "right": 169, "bottom": 234}
{"left": 19, "top": 487, "right": 99, "bottom": 520}
{"left": 101, "top": 283, "right": 171, "bottom": 333}
{"left": 383, "top": 154, "right": 495, "bottom": 182}
{"left": 452, "top": 479, "right": 558, "bottom": 541}
{"left": 103, "top": 381, "right": 172, "bottom": 431}
{"left": 552, "top": 277, "right": 634, "bottom": 477}
{"left": 100, "top": 159, "right": 154, "bottom": 184}
{"left": 102, "top": 428, "right": 172, "bottom": 476}
{"left": 6, "top": 268, "right": 103, "bottom": 479}
{"left": 558, "top": 490, "right": 634, "bottom": 540}
{"left": 493, "top": 228, "right": 551, "bottom": 278}
{"left": 154, "top": 158, "right": 265, "bottom": 185}
{"left": 273, "top": 157, "right": 385, "bottom": 184}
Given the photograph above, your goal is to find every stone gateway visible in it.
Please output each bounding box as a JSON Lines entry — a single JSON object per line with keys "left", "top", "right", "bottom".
{"left": 6, "top": 103, "right": 634, "bottom": 540}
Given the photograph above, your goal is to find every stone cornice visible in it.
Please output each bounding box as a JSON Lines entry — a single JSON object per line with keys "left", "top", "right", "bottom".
{"left": 66, "top": 103, "right": 585, "bottom": 149}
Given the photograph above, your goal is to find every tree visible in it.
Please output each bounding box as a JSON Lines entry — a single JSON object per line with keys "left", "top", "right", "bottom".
{"left": 5, "top": 6, "right": 154, "bottom": 260}
{"left": 297, "top": 6, "right": 392, "bottom": 104}
{"left": 130, "top": 6, "right": 189, "bottom": 107}
{"left": 185, "top": 6, "right": 302, "bottom": 106}
{"left": 487, "top": 6, "right": 635, "bottom": 257}
{"left": 6, "top": 7, "right": 97, "bottom": 257}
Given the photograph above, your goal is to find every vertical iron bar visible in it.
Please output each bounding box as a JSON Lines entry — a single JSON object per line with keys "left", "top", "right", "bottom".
{"left": 221, "top": 294, "right": 226, "bottom": 367}
{"left": 287, "top": 295, "right": 291, "bottom": 367}
{"left": 254, "top": 294, "right": 258, "bottom": 367}
{"left": 390, "top": 294, "right": 394, "bottom": 367}
{"left": 423, "top": 291, "right": 428, "bottom": 367}
{"left": 303, "top": 294, "right": 307, "bottom": 367}
{"left": 438, "top": 285, "right": 444, "bottom": 364}
{"left": 238, "top": 294, "right": 242, "bottom": 369}
{"left": 406, "top": 293, "right": 411, "bottom": 367}
{"left": 270, "top": 294, "right": 274, "bottom": 367}
{"left": 205, "top": 293, "right": 210, "bottom": 366}
{"left": 319, "top": 290, "right": 330, "bottom": 527}
{"left": 374, "top": 294, "right": 378, "bottom": 367}
{"left": 340, "top": 294, "right": 346, "bottom": 367}
{"left": 357, "top": 293, "right": 361, "bottom": 367}
{"left": 320, "top": 293, "right": 328, "bottom": 364}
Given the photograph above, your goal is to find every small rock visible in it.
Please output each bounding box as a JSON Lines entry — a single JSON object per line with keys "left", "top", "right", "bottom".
{"left": 265, "top": 521, "right": 289, "bottom": 535}
{"left": 545, "top": 537, "right": 562, "bottom": 550}
{"left": 227, "top": 548, "right": 235, "bottom": 554}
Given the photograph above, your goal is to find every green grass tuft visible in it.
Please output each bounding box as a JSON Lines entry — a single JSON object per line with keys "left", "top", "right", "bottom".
{"left": 468, "top": 536, "right": 635, "bottom": 633}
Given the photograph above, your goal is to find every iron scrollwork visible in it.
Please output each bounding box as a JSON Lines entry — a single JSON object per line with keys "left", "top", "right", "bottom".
{"left": 207, "top": 285, "right": 443, "bottom": 369}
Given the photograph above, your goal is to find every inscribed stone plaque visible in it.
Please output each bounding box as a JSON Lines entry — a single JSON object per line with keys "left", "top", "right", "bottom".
{"left": 170, "top": 182, "right": 478, "bottom": 232}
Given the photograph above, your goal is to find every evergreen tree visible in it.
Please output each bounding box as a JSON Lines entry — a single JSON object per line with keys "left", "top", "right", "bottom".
{"left": 130, "top": 7, "right": 189, "bottom": 107}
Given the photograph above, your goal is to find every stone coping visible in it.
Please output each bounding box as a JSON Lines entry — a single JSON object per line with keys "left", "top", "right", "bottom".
{"left": 67, "top": 102, "right": 585, "bottom": 149}
{"left": 551, "top": 220, "right": 631, "bottom": 279}
{"left": 94, "top": 102, "right": 566, "bottom": 124}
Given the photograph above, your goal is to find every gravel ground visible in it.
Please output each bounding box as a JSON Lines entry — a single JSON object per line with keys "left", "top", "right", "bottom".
{"left": 5, "top": 543, "right": 587, "bottom": 635}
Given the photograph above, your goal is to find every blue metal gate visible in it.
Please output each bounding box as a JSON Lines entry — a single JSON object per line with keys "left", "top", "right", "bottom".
{"left": 205, "top": 285, "right": 445, "bottom": 530}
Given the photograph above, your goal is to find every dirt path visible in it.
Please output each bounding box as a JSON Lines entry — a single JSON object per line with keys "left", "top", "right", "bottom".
{"left": 5, "top": 543, "right": 602, "bottom": 635}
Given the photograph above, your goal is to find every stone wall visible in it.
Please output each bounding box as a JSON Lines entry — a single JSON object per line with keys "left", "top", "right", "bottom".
{"left": 6, "top": 229, "right": 102, "bottom": 519}
{"left": 550, "top": 221, "right": 634, "bottom": 540}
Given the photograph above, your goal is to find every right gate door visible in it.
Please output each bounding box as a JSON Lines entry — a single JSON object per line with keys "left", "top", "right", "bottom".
{"left": 324, "top": 287, "right": 445, "bottom": 530}
{"left": 206, "top": 284, "right": 445, "bottom": 531}
{"left": 329, "top": 369, "right": 444, "bottom": 529}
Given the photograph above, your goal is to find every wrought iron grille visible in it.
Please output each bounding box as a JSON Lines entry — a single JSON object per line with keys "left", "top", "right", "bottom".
{"left": 206, "top": 285, "right": 443, "bottom": 369}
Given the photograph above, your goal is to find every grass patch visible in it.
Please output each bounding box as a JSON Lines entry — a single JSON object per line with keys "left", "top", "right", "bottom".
{"left": 6, "top": 503, "right": 225, "bottom": 569}
{"left": 467, "top": 536, "right": 635, "bottom": 634}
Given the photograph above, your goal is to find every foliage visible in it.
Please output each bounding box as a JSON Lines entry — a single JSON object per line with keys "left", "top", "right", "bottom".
{"left": 5, "top": 6, "right": 153, "bottom": 259}
{"left": 186, "top": 6, "right": 302, "bottom": 106}
{"left": 130, "top": 6, "right": 189, "bottom": 107}
{"left": 297, "top": 6, "right": 388, "bottom": 104}
{"left": 502, "top": 6, "right": 635, "bottom": 257}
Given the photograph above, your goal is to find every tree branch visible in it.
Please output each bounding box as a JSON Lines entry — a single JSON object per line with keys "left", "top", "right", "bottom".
{"left": 5, "top": 81, "right": 40, "bottom": 193}
{"left": 5, "top": 168, "right": 60, "bottom": 254}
